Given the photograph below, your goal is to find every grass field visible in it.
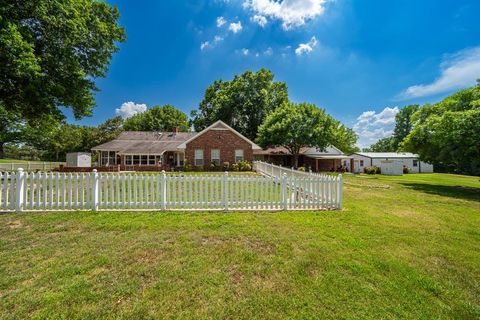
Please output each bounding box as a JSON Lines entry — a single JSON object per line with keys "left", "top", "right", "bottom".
{"left": 0, "top": 173, "right": 479, "bottom": 319}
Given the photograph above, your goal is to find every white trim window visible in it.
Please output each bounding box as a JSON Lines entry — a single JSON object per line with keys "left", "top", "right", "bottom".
{"left": 235, "top": 149, "right": 244, "bottom": 163}
{"left": 413, "top": 160, "right": 418, "bottom": 167}
{"left": 195, "top": 149, "right": 204, "bottom": 166}
{"left": 211, "top": 149, "right": 220, "bottom": 165}
{"left": 125, "top": 155, "right": 133, "bottom": 165}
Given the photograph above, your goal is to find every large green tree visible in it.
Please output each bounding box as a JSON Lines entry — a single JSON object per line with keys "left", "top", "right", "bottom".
{"left": 331, "top": 121, "right": 359, "bottom": 154}
{"left": 0, "top": 105, "right": 23, "bottom": 158}
{"left": 365, "top": 104, "right": 420, "bottom": 152}
{"left": 86, "top": 116, "right": 124, "bottom": 149}
{"left": 0, "top": 0, "right": 125, "bottom": 120}
{"left": 123, "top": 105, "right": 189, "bottom": 132}
{"left": 257, "top": 102, "right": 334, "bottom": 167}
{"left": 364, "top": 137, "right": 395, "bottom": 152}
{"left": 392, "top": 104, "right": 419, "bottom": 150}
{"left": 403, "top": 85, "right": 480, "bottom": 175}
{"left": 191, "top": 69, "right": 288, "bottom": 141}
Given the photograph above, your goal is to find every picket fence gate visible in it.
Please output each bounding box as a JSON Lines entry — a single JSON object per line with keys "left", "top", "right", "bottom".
{"left": 0, "top": 168, "right": 342, "bottom": 212}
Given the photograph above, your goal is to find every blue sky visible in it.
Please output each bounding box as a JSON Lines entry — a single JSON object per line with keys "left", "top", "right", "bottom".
{"left": 68, "top": 0, "right": 480, "bottom": 148}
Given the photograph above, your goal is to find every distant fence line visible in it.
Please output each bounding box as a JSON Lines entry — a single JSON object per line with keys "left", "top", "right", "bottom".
{"left": 0, "top": 167, "right": 342, "bottom": 212}
{"left": 0, "top": 162, "right": 65, "bottom": 172}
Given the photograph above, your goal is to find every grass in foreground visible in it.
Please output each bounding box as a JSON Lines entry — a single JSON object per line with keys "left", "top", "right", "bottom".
{"left": 0, "top": 173, "right": 479, "bottom": 319}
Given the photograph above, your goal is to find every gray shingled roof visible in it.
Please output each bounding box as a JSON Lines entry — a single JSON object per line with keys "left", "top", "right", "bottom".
{"left": 92, "top": 131, "right": 198, "bottom": 154}
{"left": 253, "top": 146, "right": 311, "bottom": 155}
{"left": 354, "top": 152, "right": 419, "bottom": 159}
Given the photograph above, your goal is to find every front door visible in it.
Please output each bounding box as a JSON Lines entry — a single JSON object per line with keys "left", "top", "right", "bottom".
{"left": 354, "top": 160, "right": 360, "bottom": 173}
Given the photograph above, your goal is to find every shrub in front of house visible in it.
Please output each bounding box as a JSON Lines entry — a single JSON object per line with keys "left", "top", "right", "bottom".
{"left": 403, "top": 166, "right": 410, "bottom": 174}
{"left": 364, "top": 166, "right": 381, "bottom": 174}
{"left": 238, "top": 160, "right": 251, "bottom": 171}
{"left": 231, "top": 163, "right": 240, "bottom": 171}
{"left": 210, "top": 161, "right": 220, "bottom": 171}
{"left": 195, "top": 165, "right": 204, "bottom": 172}
{"left": 222, "top": 162, "right": 230, "bottom": 171}
{"left": 184, "top": 160, "right": 192, "bottom": 171}
{"left": 298, "top": 166, "right": 306, "bottom": 172}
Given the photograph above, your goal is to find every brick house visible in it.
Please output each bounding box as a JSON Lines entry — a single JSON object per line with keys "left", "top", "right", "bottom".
{"left": 91, "top": 120, "right": 261, "bottom": 170}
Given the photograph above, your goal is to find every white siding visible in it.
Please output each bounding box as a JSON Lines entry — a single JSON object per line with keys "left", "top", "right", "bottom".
{"left": 351, "top": 153, "right": 434, "bottom": 174}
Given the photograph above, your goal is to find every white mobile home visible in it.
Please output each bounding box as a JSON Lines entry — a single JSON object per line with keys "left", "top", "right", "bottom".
{"left": 350, "top": 152, "right": 433, "bottom": 174}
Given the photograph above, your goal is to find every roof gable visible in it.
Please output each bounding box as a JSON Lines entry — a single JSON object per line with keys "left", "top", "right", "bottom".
{"left": 177, "top": 120, "right": 261, "bottom": 150}
{"left": 303, "top": 145, "right": 345, "bottom": 156}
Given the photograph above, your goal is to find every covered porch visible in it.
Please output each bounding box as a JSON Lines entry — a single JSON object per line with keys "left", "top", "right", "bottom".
{"left": 305, "top": 155, "right": 352, "bottom": 173}
{"left": 94, "top": 150, "right": 185, "bottom": 171}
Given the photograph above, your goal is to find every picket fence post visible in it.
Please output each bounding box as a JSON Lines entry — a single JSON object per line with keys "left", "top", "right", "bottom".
{"left": 338, "top": 174, "right": 343, "bottom": 210}
{"left": 223, "top": 171, "right": 228, "bottom": 211}
{"left": 15, "top": 168, "right": 25, "bottom": 212}
{"left": 161, "top": 170, "right": 166, "bottom": 210}
{"left": 91, "top": 169, "right": 100, "bottom": 211}
{"left": 282, "top": 173, "right": 287, "bottom": 210}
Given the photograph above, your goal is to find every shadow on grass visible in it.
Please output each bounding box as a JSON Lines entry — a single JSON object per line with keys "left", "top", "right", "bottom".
{"left": 399, "top": 183, "right": 480, "bottom": 202}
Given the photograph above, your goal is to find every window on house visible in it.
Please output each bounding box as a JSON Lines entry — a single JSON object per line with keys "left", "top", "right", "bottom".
{"left": 211, "top": 149, "right": 220, "bottom": 165}
{"left": 101, "top": 151, "right": 109, "bottom": 166}
{"left": 133, "top": 155, "right": 140, "bottom": 165}
{"left": 195, "top": 149, "right": 204, "bottom": 166}
{"left": 360, "top": 160, "right": 364, "bottom": 166}
{"left": 413, "top": 160, "right": 418, "bottom": 167}
{"left": 141, "top": 155, "right": 148, "bottom": 165}
{"left": 148, "top": 155, "right": 156, "bottom": 165}
{"left": 109, "top": 151, "right": 116, "bottom": 165}
{"left": 125, "top": 155, "right": 133, "bottom": 165}
{"left": 235, "top": 149, "right": 244, "bottom": 163}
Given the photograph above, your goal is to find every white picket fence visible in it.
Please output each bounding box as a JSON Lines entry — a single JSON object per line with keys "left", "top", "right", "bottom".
{"left": 252, "top": 161, "right": 329, "bottom": 179}
{"left": 0, "top": 162, "right": 65, "bottom": 171}
{"left": 0, "top": 168, "right": 342, "bottom": 212}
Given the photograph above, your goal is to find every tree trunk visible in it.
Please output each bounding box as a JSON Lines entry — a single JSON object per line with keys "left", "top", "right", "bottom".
{"left": 293, "top": 153, "right": 299, "bottom": 168}
{"left": 0, "top": 142, "right": 4, "bottom": 159}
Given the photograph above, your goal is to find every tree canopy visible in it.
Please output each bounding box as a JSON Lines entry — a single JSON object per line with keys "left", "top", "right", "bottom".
{"left": 392, "top": 104, "right": 419, "bottom": 151}
{"left": 257, "top": 102, "right": 335, "bottom": 167}
{"left": 365, "top": 104, "right": 419, "bottom": 152}
{"left": 0, "top": 105, "right": 23, "bottom": 158}
{"left": 191, "top": 68, "right": 288, "bottom": 141}
{"left": 0, "top": 0, "right": 125, "bottom": 120}
{"left": 331, "top": 121, "right": 360, "bottom": 154}
{"left": 403, "top": 85, "right": 480, "bottom": 175}
{"left": 123, "top": 105, "right": 189, "bottom": 132}
{"left": 364, "top": 137, "right": 395, "bottom": 152}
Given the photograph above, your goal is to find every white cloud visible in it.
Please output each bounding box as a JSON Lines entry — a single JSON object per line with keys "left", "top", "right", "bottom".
{"left": 115, "top": 102, "right": 147, "bottom": 119}
{"left": 241, "top": 48, "right": 250, "bottom": 56}
{"left": 229, "top": 21, "right": 243, "bottom": 33}
{"left": 398, "top": 47, "right": 480, "bottom": 99}
{"left": 251, "top": 14, "right": 268, "bottom": 27}
{"left": 214, "top": 35, "right": 224, "bottom": 43}
{"left": 264, "top": 47, "right": 273, "bottom": 56}
{"left": 295, "top": 36, "right": 318, "bottom": 56}
{"left": 216, "top": 16, "right": 227, "bottom": 27}
{"left": 200, "top": 41, "right": 211, "bottom": 50}
{"left": 243, "top": 0, "right": 327, "bottom": 30}
{"left": 352, "top": 107, "right": 400, "bottom": 148}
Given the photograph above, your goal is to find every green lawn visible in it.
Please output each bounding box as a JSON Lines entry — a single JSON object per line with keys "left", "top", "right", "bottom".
{"left": 0, "top": 159, "right": 32, "bottom": 163}
{"left": 0, "top": 173, "right": 479, "bottom": 319}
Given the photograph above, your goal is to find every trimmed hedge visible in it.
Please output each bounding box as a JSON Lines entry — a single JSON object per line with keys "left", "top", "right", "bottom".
{"left": 364, "top": 166, "right": 381, "bottom": 174}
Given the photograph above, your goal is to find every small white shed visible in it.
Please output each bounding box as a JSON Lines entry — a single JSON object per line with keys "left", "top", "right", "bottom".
{"left": 379, "top": 160, "right": 403, "bottom": 176}
{"left": 66, "top": 152, "right": 91, "bottom": 168}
